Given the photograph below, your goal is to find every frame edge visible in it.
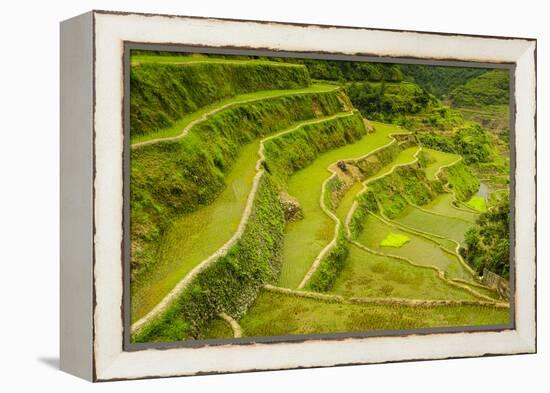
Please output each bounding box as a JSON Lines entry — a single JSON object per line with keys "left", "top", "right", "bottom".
{"left": 60, "top": 10, "right": 95, "bottom": 382}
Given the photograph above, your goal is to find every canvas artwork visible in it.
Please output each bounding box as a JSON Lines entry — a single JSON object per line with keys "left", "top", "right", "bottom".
{"left": 60, "top": 11, "right": 536, "bottom": 380}
{"left": 127, "top": 49, "right": 513, "bottom": 345}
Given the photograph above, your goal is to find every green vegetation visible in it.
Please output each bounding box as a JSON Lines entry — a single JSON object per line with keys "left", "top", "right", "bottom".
{"left": 131, "top": 54, "right": 301, "bottom": 67}
{"left": 462, "top": 194, "right": 510, "bottom": 278}
{"left": 130, "top": 52, "right": 510, "bottom": 343}
{"left": 400, "top": 64, "right": 488, "bottom": 98}
{"left": 131, "top": 89, "right": 348, "bottom": 292}
{"left": 423, "top": 148, "right": 461, "bottom": 180}
{"left": 345, "top": 81, "right": 433, "bottom": 122}
{"left": 418, "top": 123, "right": 497, "bottom": 165}
{"left": 277, "top": 58, "right": 404, "bottom": 83}
{"left": 203, "top": 318, "right": 234, "bottom": 339}
{"left": 364, "top": 164, "right": 440, "bottom": 219}
{"left": 331, "top": 246, "right": 477, "bottom": 300}
{"left": 453, "top": 123, "right": 494, "bottom": 164}
{"left": 465, "top": 196, "right": 488, "bottom": 212}
{"left": 458, "top": 105, "right": 510, "bottom": 139}
{"left": 131, "top": 84, "right": 340, "bottom": 144}
{"left": 132, "top": 111, "right": 361, "bottom": 321}
{"left": 357, "top": 214, "right": 472, "bottom": 280}
{"left": 449, "top": 70, "right": 510, "bottom": 107}
{"left": 422, "top": 193, "right": 478, "bottom": 222}
{"left": 394, "top": 206, "right": 473, "bottom": 245}
{"left": 131, "top": 141, "right": 260, "bottom": 320}
{"left": 380, "top": 233, "right": 410, "bottom": 248}
{"left": 442, "top": 160, "right": 480, "bottom": 202}
{"left": 131, "top": 59, "right": 311, "bottom": 138}
{"left": 306, "top": 228, "right": 349, "bottom": 292}
{"left": 133, "top": 175, "right": 285, "bottom": 342}
{"left": 235, "top": 291, "right": 510, "bottom": 337}
{"left": 277, "top": 122, "right": 397, "bottom": 288}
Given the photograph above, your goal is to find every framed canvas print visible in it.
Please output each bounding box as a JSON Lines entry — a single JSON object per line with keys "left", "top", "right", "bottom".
{"left": 60, "top": 10, "right": 537, "bottom": 381}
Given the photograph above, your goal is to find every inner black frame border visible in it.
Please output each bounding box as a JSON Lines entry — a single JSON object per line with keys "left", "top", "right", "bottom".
{"left": 122, "top": 41, "right": 517, "bottom": 352}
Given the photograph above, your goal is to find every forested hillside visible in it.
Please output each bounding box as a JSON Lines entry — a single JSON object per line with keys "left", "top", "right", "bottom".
{"left": 399, "top": 64, "right": 488, "bottom": 99}
{"left": 448, "top": 70, "right": 510, "bottom": 107}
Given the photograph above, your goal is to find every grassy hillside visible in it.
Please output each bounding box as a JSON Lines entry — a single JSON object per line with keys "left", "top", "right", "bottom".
{"left": 130, "top": 59, "right": 311, "bottom": 137}
{"left": 449, "top": 70, "right": 510, "bottom": 107}
{"left": 275, "top": 58, "right": 404, "bottom": 83}
{"left": 400, "top": 64, "right": 488, "bottom": 99}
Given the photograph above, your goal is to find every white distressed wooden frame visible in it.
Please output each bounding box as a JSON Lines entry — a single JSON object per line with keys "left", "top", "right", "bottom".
{"left": 60, "top": 10, "right": 536, "bottom": 382}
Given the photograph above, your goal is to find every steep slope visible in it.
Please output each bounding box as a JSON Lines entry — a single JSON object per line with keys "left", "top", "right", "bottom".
{"left": 130, "top": 58, "right": 311, "bottom": 138}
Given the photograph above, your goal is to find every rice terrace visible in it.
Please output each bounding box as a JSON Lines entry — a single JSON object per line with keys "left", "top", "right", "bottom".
{"left": 128, "top": 50, "right": 512, "bottom": 344}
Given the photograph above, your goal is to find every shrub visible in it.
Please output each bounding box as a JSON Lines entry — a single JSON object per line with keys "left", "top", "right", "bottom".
{"left": 307, "top": 229, "right": 349, "bottom": 292}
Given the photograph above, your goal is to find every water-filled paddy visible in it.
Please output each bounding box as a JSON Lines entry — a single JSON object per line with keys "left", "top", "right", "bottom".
{"left": 278, "top": 122, "right": 404, "bottom": 288}
{"left": 421, "top": 193, "right": 478, "bottom": 222}
{"left": 394, "top": 205, "right": 475, "bottom": 245}
{"left": 356, "top": 214, "right": 473, "bottom": 281}
{"left": 331, "top": 245, "right": 478, "bottom": 300}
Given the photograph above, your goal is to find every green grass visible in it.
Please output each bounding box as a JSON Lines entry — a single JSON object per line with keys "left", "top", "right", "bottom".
{"left": 334, "top": 133, "right": 417, "bottom": 222}
{"left": 421, "top": 193, "right": 478, "bottom": 222}
{"left": 423, "top": 148, "right": 461, "bottom": 180}
{"left": 131, "top": 54, "right": 301, "bottom": 67}
{"left": 203, "top": 318, "right": 234, "bottom": 339}
{"left": 380, "top": 233, "right": 410, "bottom": 247}
{"left": 131, "top": 84, "right": 339, "bottom": 144}
{"left": 235, "top": 290, "right": 510, "bottom": 337}
{"left": 453, "top": 281, "right": 501, "bottom": 301}
{"left": 130, "top": 58, "right": 312, "bottom": 138}
{"left": 357, "top": 214, "right": 473, "bottom": 281}
{"left": 465, "top": 196, "right": 488, "bottom": 212}
{"left": 331, "top": 245, "right": 478, "bottom": 300}
{"left": 394, "top": 205, "right": 474, "bottom": 245}
{"left": 278, "top": 122, "right": 401, "bottom": 288}
{"left": 367, "top": 146, "right": 420, "bottom": 181}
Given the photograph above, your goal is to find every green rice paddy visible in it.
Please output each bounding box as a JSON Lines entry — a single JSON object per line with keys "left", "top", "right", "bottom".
{"left": 132, "top": 113, "right": 353, "bottom": 321}
{"left": 394, "top": 205, "right": 475, "bottom": 245}
{"left": 465, "top": 196, "right": 488, "bottom": 212}
{"left": 331, "top": 245, "right": 478, "bottom": 300}
{"left": 421, "top": 193, "right": 478, "bottom": 222}
{"left": 131, "top": 55, "right": 302, "bottom": 67}
{"left": 380, "top": 233, "right": 410, "bottom": 247}
{"left": 356, "top": 214, "right": 473, "bottom": 281}
{"left": 131, "top": 141, "right": 260, "bottom": 321}
{"left": 424, "top": 148, "right": 461, "bottom": 180}
{"left": 278, "top": 122, "right": 402, "bottom": 288}
{"left": 130, "top": 53, "right": 509, "bottom": 342}
{"left": 235, "top": 290, "right": 510, "bottom": 337}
